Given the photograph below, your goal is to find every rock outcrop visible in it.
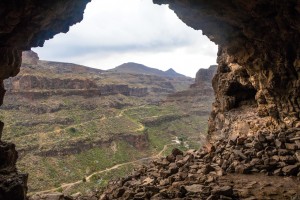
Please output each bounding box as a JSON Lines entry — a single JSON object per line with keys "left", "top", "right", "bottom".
{"left": 0, "top": 1, "right": 90, "bottom": 199}
{"left": 190, "top": 65, "right": 217, "bottom": 89}
{"left": 154, "top": 0, "right": 300, "bottom": 142}
{"left": 164, "top": 66, "right": 216, "bottom": 116}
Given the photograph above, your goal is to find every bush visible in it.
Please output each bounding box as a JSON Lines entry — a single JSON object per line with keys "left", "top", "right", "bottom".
{"left": 69, "top": 127, "right": 77, "bottom": 133}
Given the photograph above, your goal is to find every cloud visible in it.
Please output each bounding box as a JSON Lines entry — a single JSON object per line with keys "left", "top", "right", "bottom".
{"left": 34, "top": 0, "right": 218, "bottom": 77}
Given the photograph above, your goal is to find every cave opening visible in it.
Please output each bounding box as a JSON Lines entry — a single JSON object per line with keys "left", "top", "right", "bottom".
{"left": 1, "top": 0, "right": 300, "bottom": 199}
{"left": 226, "top": 82, "right": 257, "bottom": 107}
{"left": 0, "top": 0, "right": 219, "bottom": 196}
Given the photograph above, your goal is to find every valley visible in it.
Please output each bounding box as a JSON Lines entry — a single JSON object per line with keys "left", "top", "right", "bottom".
{"left": 0, "top": 51, "right": 215, "bottom": 195}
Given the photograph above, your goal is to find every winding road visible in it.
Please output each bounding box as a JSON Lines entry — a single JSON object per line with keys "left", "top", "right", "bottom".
{"left": 30, "top": 143, "right": 176, "bottom": 196}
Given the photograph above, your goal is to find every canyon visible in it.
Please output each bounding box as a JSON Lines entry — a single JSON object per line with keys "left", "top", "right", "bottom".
{"left": 0, "top": 0, "right": 299, "bottom": 199}
{"left": 0, "top": 51, "right": 214, "bottom": 197}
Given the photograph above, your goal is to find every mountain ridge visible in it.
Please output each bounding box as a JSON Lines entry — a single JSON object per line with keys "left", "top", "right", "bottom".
{"left": 109, "top": 62, "right": 188, "bottom": 78}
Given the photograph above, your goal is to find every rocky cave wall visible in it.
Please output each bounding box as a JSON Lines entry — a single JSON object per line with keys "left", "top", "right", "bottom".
{"left": 0, "top": 1, "right": 90, "bottom": 199}
{"left": 0, "top": 0, "right": 299, "bottom": 199}
{"left": 154, "top": 0, "right": 300, "bottom": 140}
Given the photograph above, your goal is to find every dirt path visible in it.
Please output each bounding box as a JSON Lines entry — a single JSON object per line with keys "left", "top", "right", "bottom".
{"left": 30, "top": 143, "right": 176, "bottom": 196}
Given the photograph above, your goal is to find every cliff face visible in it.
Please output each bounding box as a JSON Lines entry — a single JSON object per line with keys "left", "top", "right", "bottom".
{"left": 167, "top": 66, "right": 216, "bottom": 103}
{"left": 154, "top": 0, "right": 300, "bottom": 141}
{"left": 3, "top": 52, "right": 150, "bottom": 100}
{"left": 191, "top": 65, "right": 217, "bottom": 89}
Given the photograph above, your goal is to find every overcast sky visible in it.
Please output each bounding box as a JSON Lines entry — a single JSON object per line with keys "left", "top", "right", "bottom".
{"left": 33, "top": 0, "right": 218, "bottom": 77}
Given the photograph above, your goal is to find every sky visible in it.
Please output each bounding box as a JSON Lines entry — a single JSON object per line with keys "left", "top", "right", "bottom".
{"left": 33, "top": 0, "right": 218, "bottom": 77}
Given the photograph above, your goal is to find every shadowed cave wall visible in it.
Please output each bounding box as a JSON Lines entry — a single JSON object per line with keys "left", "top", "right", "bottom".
{"left": 0, "top": 0, "right": 299, "bottom": 199}
{"left": 154, "top": 0, "right": 300, "bottom": 140}
{"left": 0, "top": 1, "right": 90, "bottom": 199}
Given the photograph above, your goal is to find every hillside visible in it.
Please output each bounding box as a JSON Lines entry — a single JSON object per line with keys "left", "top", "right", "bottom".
{"left": 109, "top": 62, "right": 187, "bottom": 78}
{"left": 0, "top": 51, "right": 214, "bottom": 195}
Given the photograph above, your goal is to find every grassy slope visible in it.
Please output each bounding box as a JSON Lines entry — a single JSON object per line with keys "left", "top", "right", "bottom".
{"left": 0, "top": 62, "right": 211, "bottom": 194}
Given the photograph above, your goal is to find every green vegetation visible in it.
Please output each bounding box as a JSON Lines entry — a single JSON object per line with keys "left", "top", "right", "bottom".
{"left": 1, "top": 95, "right": 210, "bottom": 194}
{"left": 1, "top": 72, "right": 211, "bottom": 195}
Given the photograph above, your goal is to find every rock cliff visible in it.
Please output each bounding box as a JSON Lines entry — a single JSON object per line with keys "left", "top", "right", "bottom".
{"left": 165, "top": 66, "right": 216, "bottom": 115}
{"left": 190, "top": 65, "right": 217, "bottom": 89}
{"left": 0, "top": 1, "right": 91, "bottom": 199}
{"left": 154, "top": 0, "right": 300, "bottom": 141}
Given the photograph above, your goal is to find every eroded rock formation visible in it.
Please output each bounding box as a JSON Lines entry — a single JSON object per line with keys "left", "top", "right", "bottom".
{"left": 154, "top": 0, "right": 300, "bottom": 141}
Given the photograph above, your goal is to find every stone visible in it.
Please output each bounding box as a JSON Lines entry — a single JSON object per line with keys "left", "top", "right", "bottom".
{"left": 275, "top": 139, "right": 284, "bottom": 148}
{"left": 253, "top": 142, "right": 264, "bottom": 150}
{"left": 237, "top": 137, "right": 247, "bottom": 145}
{"left": 235, "top": 164, "right": 252, "bottom": 174}
{"left": 202, "top": 164, "right": 215, "bottom": 175}
{"left": 40, "top": 193, "right": 64, "bottom": 200}
{"left": 296, "top": 151, "right": 300, "bottom": 162}
{"left": 172, "top": 148, "right": 183, "bottom": 157}
{"left": 113, "top": 187, "right": 125, "bottom": 198}
{"left": 184, "top": 184, "right": 203, "bottom": 193}
{"left": 257, "top": 133, "right": 267, "bottom": 143}
{"left": 273, "top": 168, "right": 283, "bottom": 176}
{"left": 282, "top": 165, "right": 300, "bottom": 176}
{"left": 285, "top": 143, "right": 298, "bottom": 150}
{"left": 142, "top": 177, "right": 154, "bottom": 186}
{"left": 211, "top": 186, "right": 233, "bottom": 197}
{"left": 278, "top": 149, "right": 291, "bottom": 156}
{"left": 279, "top": 156, "right": 297, "bottom": 165}
{"left": 233, "top": 150, "right": 247, "bottom": 160}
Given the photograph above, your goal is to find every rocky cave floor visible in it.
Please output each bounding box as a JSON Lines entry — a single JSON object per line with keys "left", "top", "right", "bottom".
{"left": 30, "top": 128, "right": 300, "bottom": 200}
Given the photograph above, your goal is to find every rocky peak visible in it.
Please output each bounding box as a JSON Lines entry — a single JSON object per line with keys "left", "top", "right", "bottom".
{"left": 191, "top": 65, "right": 217, "bottom": 88}
{"left": 164, "top": 68, "right": 185, "bottom": 78}
{"left": 22, "top": 51, "right": 39, "bottom": 65}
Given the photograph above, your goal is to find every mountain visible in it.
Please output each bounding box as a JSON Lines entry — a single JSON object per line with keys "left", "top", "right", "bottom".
{"left": 109, "top": 62, "right": 187, "bottom": 78}
{"left": 164, "top": 68, "right": 186, "bottom": 78}
{"left": 2, "top": 51, "right": 205, "bottom": 194}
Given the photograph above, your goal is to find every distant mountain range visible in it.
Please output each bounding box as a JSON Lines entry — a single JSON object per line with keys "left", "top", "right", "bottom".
{"left": 109, "top": 62, "right": 187, "bottom": 78}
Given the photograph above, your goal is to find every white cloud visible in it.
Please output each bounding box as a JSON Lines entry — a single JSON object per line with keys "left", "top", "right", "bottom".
{"left": 34, "top": 0, "right": 218, "bottom": 77}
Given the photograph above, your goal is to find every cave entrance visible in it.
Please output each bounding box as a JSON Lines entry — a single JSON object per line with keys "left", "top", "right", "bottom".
{"left": 1, "top": 0, "right": 219, "bottom": 196}
{"left": 226, "top": 82, "right": 257, "bottom": 107}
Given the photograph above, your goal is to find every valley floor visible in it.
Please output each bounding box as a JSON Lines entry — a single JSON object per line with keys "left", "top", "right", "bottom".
{"left": 1, "top": 94, "right": 212, "bottom": 194}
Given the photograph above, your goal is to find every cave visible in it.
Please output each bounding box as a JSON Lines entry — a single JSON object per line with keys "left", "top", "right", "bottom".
{"left": 226, "top": 82, "right": 257, "bottom": 107}
{"left": 0, "top": 0, "right": 299, "bottom": 199}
